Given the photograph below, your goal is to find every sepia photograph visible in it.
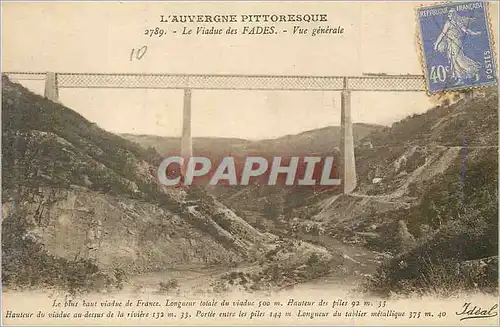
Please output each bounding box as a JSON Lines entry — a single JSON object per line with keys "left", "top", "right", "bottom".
{"left": 1, "top": 1, "right": 499, "bottom": 325}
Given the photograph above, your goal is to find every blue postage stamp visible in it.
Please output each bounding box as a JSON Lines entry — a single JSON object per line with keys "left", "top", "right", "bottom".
{"left": 416, "top": 1, "right": 497, "bottom": 93}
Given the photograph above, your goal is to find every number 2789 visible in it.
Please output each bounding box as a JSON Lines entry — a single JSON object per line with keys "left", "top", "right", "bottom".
{"left": 145, "top": 27, "right": 166, "bottom": 37}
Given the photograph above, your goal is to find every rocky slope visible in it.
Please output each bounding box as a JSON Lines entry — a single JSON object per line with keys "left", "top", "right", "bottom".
{"left": 1, "top": 76, "right": 333, "bottom": 293}
{"left": 289, "top": 88, "right": 499, "bottom": 295}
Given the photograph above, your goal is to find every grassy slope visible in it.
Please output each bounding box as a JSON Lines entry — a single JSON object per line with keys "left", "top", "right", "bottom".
{"left": 2, "top": 76, "right": 168, "bottom": 203}
{"left": 356, "top": 89, "right": 499, "bottom": 296}
{"left": 366, "top": 147, "right": 498, "bottom": 296}
{"left": 355, "top": 88, "right": 498, "bottom": 187}
{"left": 1, "top": 77, "right": 251, "bottom": 291}
{"left": 1, "top": 76, "right": 187, "bottom": 291}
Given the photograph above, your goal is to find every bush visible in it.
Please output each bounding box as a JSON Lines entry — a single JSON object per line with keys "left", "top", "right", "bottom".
{"left": 158, "top": 279, "right": 179, "bottom": 293}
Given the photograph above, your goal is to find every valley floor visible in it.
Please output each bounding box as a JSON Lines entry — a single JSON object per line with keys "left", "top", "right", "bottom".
{"left": 111, "top": 233, "right": 381, "bottom": 297}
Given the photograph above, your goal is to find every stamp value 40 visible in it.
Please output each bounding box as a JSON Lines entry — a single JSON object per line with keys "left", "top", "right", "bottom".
{"left": 416, "top": 1, "right": 497, "bottom": 93}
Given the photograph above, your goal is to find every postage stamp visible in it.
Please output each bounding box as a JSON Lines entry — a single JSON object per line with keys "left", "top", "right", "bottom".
{"left": 416, "top": 1, "right": 497, "bottom": 93}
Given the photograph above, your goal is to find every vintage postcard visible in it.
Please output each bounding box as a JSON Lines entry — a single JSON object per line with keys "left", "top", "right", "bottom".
{"left": 1, "top": 1, "right": 499, "bottom": 326}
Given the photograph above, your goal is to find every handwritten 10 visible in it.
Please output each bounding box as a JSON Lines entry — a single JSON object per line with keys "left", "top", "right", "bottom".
{"left": 130, "top": 46, "right": 148, "bottom": 61}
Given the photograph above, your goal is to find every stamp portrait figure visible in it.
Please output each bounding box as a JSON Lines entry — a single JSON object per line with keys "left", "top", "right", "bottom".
{"left": 433, "top": 8, "right": 482, "bottom": 85}
{"left": 417, "top": 1, "right": 497, "bottom": 93}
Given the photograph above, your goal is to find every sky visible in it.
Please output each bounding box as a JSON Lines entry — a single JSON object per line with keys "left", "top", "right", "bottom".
{"left": 2, "top": 1, "right": 499, "bottom": 139}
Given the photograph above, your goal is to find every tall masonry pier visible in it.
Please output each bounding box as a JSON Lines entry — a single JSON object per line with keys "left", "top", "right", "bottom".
{"left": 181, "top": 88, "right": 193, "bottom": 160}
{"left": 178, "top": 85, "right": 357, "bottom": 193}
{"left": 4, "top": 71, "right": 426, "bottom": 194}
{"left": 44, "top": 72, "right": 59, "bottom": 102}
{"left": 340, "top": 88, "right": 357, "bottom": 194}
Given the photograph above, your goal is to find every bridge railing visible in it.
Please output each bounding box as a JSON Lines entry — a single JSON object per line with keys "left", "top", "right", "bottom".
{"left": 3, "top": 72, "right": 426, "bottom": 92}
